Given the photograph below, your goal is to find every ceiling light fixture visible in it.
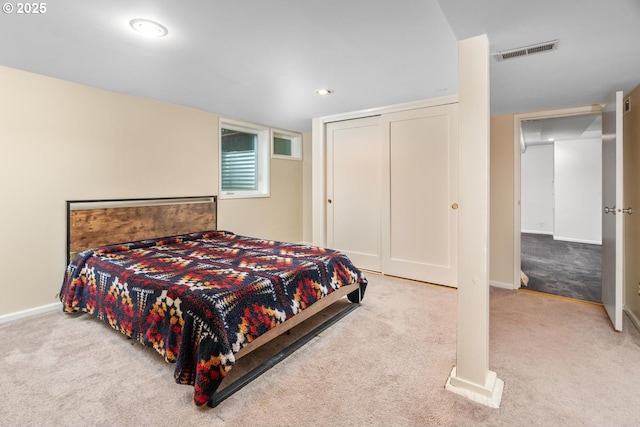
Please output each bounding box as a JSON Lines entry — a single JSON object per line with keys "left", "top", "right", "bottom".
{"left": 315, "top": 89, "right": 333, "bottom": 96}
{"left": 129, "top": 18, "right": 168, "bottom": 37}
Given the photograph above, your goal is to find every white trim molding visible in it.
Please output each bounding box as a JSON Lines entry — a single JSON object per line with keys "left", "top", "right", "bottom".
{"left": 624, "top": 308, "right": 640, "bottom": 333}
{"left": 0, "top": 302, "right": 62, "bottom": 324}
{"left": 553, "top": 236, "right": 602, "bottom": 245}
{"left": 319, "top": 95, "right": 458, "bottom": 125}
{"left": 490, "top": 280, "right": 518, "bottom": 290}
{"left": 521, "top": 229, "right": 553, "bottom": 236}
{"left": 446, "top": 367, "right": 504, "bottom": 409}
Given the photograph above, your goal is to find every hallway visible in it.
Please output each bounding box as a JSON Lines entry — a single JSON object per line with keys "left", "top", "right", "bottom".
{"left": 521, "top": 233, "right": 601, "bottom": 303}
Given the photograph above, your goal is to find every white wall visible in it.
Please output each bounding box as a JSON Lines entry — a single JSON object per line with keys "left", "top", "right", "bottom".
{"left": 520, "top": 138, "right": 602, "bottom": 244}
{"left": 554, "top": 138, "right": 602, "bottom": 244}
{"left": 521, "top": 144, "right": 555, "bottom": 234}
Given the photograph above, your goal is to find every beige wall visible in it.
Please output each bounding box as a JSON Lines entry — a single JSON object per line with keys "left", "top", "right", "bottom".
{"left": 0, "top": 66, "right": 304, "bottom": 317}
{"left": 218, "top": 156, "right": 303, "bottom": 242}
{"left": 624, "top": 85, "right": 640, "bottom": 321}
{"left": 490, "top": 114, "right": 516, "bottom": 286}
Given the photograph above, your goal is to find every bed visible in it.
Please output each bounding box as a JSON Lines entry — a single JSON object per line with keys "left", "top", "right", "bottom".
{"left": 59, "top": 196, "right": 367, "bottom": 407}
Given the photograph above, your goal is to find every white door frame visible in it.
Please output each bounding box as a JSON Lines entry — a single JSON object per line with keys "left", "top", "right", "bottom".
{"left": 601, "top": 91, "right": 624, "bottom": 331}
{"left": 513, "top": 104, "right": 602, "bottom": 289}
{"left": 311, "top": 95, "right": 458, "bottom": 247}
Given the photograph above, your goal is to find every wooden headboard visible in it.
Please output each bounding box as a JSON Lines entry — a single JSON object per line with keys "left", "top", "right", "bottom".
{"left": 66, "top": 196, "right": 217, "bottom": 265}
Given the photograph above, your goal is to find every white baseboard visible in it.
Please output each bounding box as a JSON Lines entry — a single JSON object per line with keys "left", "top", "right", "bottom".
{"left": 624, "top": 308, "right": 640, "bottom": 333}
{"left": 522, "top": 230, "right": 602, "bottom": 245}
{"left": 490, "top": 280, "right": 517, "bottom": 290}
{"left": 521, "top": 229, "right": 553, "bottom": 236}
{"left": 552, "top": 236, "right": 601, "bottom": 245}
{"left": 0, "top": 302, "right": 62, "bottom": 324}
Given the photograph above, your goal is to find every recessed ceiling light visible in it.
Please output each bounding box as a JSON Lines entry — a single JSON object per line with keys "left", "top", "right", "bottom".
{"left": 315, "top": 89, "right": 333, "bottom": 96}
{"left": 129, "top": 18, "right": 168, "bottom": 37}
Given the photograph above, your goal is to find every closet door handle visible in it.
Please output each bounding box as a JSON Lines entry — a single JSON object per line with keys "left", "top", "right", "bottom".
{"left": 327, "top": 199, "right": 333, "bottom": 204}
{"left": 622, "top": 207, "right": 633, "bottom": 215}
{"left": 604, "top": 206, "right": 616, "bottom": 215}
{"left": 451, "top": 203, "right": 458, "bottom": 210}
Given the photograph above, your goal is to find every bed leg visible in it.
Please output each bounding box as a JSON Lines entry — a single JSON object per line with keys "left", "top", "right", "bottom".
{"left": 347, "top": 282, "right": 366, "bottom": 303}
{"left": 207, "top": 395, "right": 220, "bottom": 408}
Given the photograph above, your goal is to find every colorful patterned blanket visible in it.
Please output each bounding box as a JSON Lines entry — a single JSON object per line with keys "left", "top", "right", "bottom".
{"left": 60, "top": 230, "right": 367, "bottom": 406}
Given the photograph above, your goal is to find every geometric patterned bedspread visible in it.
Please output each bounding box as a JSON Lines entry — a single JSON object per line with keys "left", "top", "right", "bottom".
{"left": 59, "top": 230, "right": 367, "bottom": 406}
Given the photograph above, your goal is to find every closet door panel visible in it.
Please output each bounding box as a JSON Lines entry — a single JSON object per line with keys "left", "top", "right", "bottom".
{"left": 382, "top": 105, "right": 458, "bottom": 286}
{"left": 326, "top": 116, "right": 382, "bottom": 271}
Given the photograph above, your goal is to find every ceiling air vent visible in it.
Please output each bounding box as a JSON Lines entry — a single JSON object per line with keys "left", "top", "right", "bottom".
{"left": 493, "top": 40, "right": 558, "bottom": 62}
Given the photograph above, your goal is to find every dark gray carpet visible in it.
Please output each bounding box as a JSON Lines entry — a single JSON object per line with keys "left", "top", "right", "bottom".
{"left": 521, "top": 233, "right": 602, "bottom": 303}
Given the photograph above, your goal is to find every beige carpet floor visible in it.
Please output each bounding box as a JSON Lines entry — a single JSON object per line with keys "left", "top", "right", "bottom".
{"left": 2, "top": 274, "right": 640, "bottom": 426}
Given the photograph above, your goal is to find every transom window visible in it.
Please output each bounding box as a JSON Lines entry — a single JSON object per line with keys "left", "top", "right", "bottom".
{"left": 272, "top": 129, "right": 302, "bottom": 160}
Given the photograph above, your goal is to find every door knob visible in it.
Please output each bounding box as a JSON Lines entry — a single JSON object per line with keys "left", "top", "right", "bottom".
{"left": 604, "top": 206, "right": 616, "bottom": 215}
{"left": 451, "top": 203, "right": 459, "bottom": 210}
{"left": 621, "top": 207, "right": 633, "bottom": 215}
{"left": 327, "top": 199, "right": 332, "bottom": 204}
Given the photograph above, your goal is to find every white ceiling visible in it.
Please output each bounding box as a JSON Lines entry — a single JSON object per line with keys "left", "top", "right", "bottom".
{"left": 1, "top": 0, "right": 639, "bottom": 132}
{"left": 521, "top": 114, "right": 601, "bottom": 149}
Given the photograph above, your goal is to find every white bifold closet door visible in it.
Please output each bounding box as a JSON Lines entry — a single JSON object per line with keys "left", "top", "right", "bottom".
{"left": 326, "top": 116, "right": 382, "bottom": 272}
{"left": 326, "top": 104, "right": 458, "bottom": 287}
{"left": 381, "top": 105, "right": 458, "bottom": 286}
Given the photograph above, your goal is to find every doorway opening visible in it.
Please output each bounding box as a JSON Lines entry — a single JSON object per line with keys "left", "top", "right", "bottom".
{"left": 515, "top": 108, "right": 603, "bottom": 303}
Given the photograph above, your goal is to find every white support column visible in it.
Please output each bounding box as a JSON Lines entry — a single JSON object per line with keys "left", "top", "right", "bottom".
{"left": 445, "top": 34, "right": 504, "bottom": 408}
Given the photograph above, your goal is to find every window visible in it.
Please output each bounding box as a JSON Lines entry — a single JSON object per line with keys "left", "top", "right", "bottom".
{"left": 219, "top": 119, "right": 270, "bottom": 199}
{"left": 272, "top": 129, "right": 302, "bottom": 160}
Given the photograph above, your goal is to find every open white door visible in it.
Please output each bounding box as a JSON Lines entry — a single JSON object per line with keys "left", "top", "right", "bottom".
{"left": 602, "top": 91, "right": 624, "bottom": 331}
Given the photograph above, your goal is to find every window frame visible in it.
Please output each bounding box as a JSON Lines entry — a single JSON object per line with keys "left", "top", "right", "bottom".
{"left": 219, "top": 118, "right": 270, "bottom": 200}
